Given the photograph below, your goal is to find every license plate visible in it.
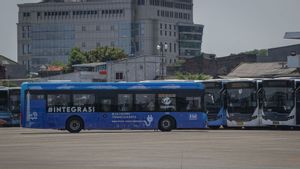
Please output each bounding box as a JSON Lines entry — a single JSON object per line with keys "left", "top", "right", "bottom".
{"left": 273, "top": 121, "right": 280, "bottom": 125}
{"left": 237, "top": 122, "right": 244, "bottom": 126}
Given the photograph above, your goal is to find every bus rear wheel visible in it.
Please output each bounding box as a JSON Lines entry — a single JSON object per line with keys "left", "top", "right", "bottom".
{"left": 159, "top": 117, "right": 175, "bottom": 132}
{"left": 66, "top": 117, "right": 83, "bottom": 133}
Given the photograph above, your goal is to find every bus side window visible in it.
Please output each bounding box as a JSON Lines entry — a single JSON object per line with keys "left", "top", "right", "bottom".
{"left": 48, "top": 94, "right": 71, "bottom": 107}
{"left": 135, "top": 94, "right": 155, "bottom": 112}
{"left": 73, "top": 94, "right": 95, "bottom": 107}
{"left": 158, "top": 94, "right": 176, "bottom": 112}
{"left": 118, "top": 94, "right": 133, "bottom": 112}
{"left": 100, "top": 99, "right": 112, "bottom": 112}
{"left": 186, "top": 97, "right": 202, "bottom": 112}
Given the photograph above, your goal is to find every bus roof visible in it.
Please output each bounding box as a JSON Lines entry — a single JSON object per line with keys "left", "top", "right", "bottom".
{"left": 21, "top": 82, "right": 204, "bottom": 91}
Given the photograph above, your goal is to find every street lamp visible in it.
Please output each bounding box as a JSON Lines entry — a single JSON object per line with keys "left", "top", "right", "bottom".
{"left": 157, "top": 42, "right": 168, "bottom": 79}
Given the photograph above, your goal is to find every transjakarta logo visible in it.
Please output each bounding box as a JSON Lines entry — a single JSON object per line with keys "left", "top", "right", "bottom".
{"left": 161, "top": 97, "right": 172, "bottom": 105}
{"left": 48, "top": 106, "right": 96, "bottom": 113}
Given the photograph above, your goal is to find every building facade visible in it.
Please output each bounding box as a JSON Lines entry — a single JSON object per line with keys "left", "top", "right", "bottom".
{"left": 18, "top": 0, "right": 203, "bottom": 71}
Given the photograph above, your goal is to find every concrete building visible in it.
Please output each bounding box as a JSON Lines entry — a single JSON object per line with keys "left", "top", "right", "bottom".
{"left": 226, "top": 62, "right": 300, "bottom": 78}
{"left": 106, "top": 55, "right": 160, "bottom": 82}
{"left": 177, "top": 53, "right": 257, "bottom": 78}
{"left": 0, "top": 55, "right": 27, "bottom": 79}
{"left": 38, "top": 71, "right": 107, "bottom": 82}
{"left": 18, "top": 0, "right": 203, "bottom": 71}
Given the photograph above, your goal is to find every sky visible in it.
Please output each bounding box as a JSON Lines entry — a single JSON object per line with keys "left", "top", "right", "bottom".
{"left": 0, "top": 0, "right": 300, "bottom": 61}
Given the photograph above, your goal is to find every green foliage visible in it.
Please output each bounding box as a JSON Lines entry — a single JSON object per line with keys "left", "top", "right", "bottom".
{"left": 0, "top": 81, "right": 19, "bottom": 87}
{"left": 68, "top": 47, "right": 127, "bottom": 69}
{"left": 175, "top": 72, "right": 212, "bottom": 80}
{"left": 86, "top": 47, "right": 127, "bottom": 63}
{"left": 68, "top": 47, "right": 88, "bottom": 67}
{"left": 50, "top": 61, "right": 66, "bottom": 67}
{"left": 240, "top": 49, "right": 268, "bottom": 56}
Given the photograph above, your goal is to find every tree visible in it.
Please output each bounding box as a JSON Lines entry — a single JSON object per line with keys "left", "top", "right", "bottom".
{"left": 87, "top": 47, "right": 127, "bottom": 62}
{"left": 50, "top": 61, "right": 66, "bottom": 67}
{"left": 68, "top": 47, "right": 88, "bottom": 67}
{"left": 68, "top": 47, "right": 127, "bottom": 67}
{"left": 175, "top": 72, "right": 211, "bottom": 80}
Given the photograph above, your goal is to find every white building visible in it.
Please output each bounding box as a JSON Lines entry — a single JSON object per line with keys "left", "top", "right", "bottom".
{"left": 18, "top": 0, "right": 203, "bottom": 71}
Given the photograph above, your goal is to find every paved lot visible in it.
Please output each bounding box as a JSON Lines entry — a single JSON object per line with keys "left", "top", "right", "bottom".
{"left": 0, "top": 128, "right": 300, "bottom": 169}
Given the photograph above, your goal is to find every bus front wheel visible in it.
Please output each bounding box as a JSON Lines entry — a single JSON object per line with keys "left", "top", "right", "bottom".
{"left": 159, "top": 117, "right": 175, "bottom": 132}
{"left": 66, "top": 116, "right": 84, "bottom": 133}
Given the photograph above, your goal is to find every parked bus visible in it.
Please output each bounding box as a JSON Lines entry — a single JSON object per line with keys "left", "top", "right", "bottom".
{"left": 8, "top": 87, "right": 21, "bottom": 126}
{"left": 0, "top": 87, "right": 21, "bottom": 127}
{"left": 260, "top": 79, "right": 298, "bottom": 127}
{"left": 0, "top": 87, "right": 10, "bottom": 126}
{"left": 21, "top": 82, "right": 207, "bottom": 133}
{"left": 203, "top": 80, "right": 226, "bottom": 129}
{"left": 224, "top": 79, "right": 260, "bottom": 127}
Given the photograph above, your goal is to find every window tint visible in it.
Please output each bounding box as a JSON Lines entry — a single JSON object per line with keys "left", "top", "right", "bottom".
{"left": 100, "top": 98, "right": 112, "bottom": 112}
{"left": 135, "top": 94, "right": 155, "bottom": 112}
{"left": 48, "top": 94, "right": 71, "bottom": 106}
{"left": 185, "top": 97, "right": 202, "bottom": 111}
{"left": 158, "top": 94, "right": 176, "bottom": 112}
{"left": 118, "top": 94, "right": 133, "bottom": 112}
{"left": 73, "top": 94, "right": 95, "bottom": 106}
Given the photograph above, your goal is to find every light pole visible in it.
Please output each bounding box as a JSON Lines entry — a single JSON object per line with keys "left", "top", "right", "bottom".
{"left": 157, "top": 42, "right": 168, "bottom": 79}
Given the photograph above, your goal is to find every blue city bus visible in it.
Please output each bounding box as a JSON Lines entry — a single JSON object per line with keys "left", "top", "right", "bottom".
{"left": 21, "top": 82, "right": 207, "bottom": 133}
{"left": 203, "top": 80, "right": 227, "bottom": 129}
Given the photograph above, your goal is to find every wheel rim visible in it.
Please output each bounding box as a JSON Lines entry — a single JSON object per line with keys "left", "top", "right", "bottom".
{"left": 70, "top": 120, "right": 80, "bottom": 131}
{"left": 162, "top": 119, "right": 171, "bottom": 129}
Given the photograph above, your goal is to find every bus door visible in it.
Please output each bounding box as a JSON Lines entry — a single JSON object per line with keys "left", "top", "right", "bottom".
{"left": 296, "top": 87, "right": 300, "bottom": 125}
{"left": 26, "top": 92, "right": 46, "bottom": 128}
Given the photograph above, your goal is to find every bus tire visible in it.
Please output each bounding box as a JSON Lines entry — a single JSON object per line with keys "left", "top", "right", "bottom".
{"left": 66, "top": 116, "right": 84, "bottom": 133}
{"left": 159, "top": 116, "right": 176, "bottom": 132}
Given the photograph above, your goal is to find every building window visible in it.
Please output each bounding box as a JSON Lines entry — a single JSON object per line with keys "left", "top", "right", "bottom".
{"left": 82, "top": 26, "right": 86, "bottom": 31}
{"left": 174, "top": 43, "right": 177, "bottom": 53}
{"left": 160, "top": 30, "right": 163, "bottom": 36}
{"left": 96, "top": 42, "right": 101, "bottom": 47}
{"left": 138, "top": 0, "right": 145, "bottom": 5}
{"left": 82, "top": 42, "right": 86, "bottom": 48}
{"left": 96, "top": 25, "right": 100, "bottom": 31}
{"left": 169, "top": 43, "right": 172, "bottom": 52}
{"left": 157, "top": 10, "right": 160, "bottom": 16}
{"left": 116, "top": 72, "right": 124, "bottom": 80}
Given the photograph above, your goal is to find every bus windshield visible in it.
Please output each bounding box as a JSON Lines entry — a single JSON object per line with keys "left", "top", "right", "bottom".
{"left": 263, "top": 87, "right": 294, "bottom": 114}
{"left": 227, "top": 88, "right": 257, "bottom": 114}
{"left": 0, "top": 91, "right": 8, "bottom": 112}
{"left": 205, "top": 88, "right": 221, "bottom": 114}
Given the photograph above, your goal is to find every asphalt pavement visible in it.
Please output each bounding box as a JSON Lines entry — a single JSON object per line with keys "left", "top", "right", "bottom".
{"left": 0, "top": 128, "right": 299, "bottom": 169}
